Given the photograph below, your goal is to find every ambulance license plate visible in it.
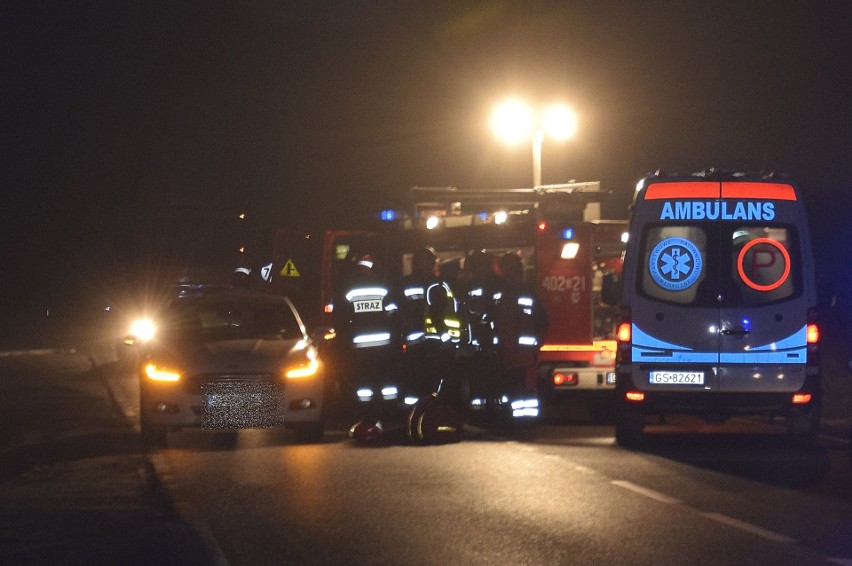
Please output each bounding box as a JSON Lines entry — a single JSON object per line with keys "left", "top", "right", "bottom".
{"left": 649, "top": 371, "right": 704, "bottom": 385}
{"left": 354, "top": 300, "right": 382, "bottom": 312}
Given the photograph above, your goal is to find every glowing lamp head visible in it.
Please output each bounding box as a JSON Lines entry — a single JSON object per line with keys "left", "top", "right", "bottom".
{"left": 491, "top": 99, "right": 533, "bottom": 144}
{"left": 542, "top": 104, "right": 577, "bottom": 141}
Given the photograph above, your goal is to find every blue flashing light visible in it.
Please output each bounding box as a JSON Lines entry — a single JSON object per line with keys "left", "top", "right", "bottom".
{"left": 562, "top": 228, "right": 574, "bottom": 240}
{"left": 380, "top": 210, "right": 396, "bottom": 222}
{"left": 478, "top": 212, "right": 488, "bottom": 222}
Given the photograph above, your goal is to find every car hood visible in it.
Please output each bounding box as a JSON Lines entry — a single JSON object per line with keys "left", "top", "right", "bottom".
{"left": 175, "top": 338, "right": 304, "bottom": 375}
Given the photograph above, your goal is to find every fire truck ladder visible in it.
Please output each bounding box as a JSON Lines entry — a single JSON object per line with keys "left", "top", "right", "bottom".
{"left": 407, "top": 182, "right": 610, "bottom": 221}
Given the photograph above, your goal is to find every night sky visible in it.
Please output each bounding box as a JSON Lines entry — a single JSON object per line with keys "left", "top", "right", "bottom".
{"left": 2, "top": 1, "right": 852, "bottom": 337}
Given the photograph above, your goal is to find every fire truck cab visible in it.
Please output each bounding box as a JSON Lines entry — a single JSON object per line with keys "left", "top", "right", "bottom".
{"left": 319, "top": 183, "right": 628, "bottom": 420}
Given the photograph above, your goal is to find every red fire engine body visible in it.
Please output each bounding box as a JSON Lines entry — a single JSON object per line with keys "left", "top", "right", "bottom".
{"left": 317, "top": 183, "right": 627, "bottom": 417}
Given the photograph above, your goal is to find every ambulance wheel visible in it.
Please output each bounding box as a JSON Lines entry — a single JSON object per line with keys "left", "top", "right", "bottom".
{"left": 615, "top": 409, "right": 645, "bottom": 448}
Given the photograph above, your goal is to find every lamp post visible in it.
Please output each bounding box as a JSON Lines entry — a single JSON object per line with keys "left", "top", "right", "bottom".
{"left": 491, "top": 99, "right": 577, "bottom": 188}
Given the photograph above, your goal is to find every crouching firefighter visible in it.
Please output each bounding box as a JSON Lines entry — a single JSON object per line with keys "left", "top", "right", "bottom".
{"left": 493, "top": 252, "right": 548, "bottom": 428}
{"left": 333, "top": 254, "right": 402, "bottom": 443}
{"left": 397, "top": 247, "right": 467, "bottom": 443}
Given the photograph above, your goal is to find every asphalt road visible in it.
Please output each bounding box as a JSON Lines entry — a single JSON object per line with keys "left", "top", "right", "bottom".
{"left": 146, "top": 426, "right": 852, "bottom": 565}
{"left": 148, "top": 409, "right": 852, "bottom": 565}
{"left": 0, "top": 349, "right": 213, "bottom": 565}
{"left": 4, "top": 346, "right": 852, "bottom": 565}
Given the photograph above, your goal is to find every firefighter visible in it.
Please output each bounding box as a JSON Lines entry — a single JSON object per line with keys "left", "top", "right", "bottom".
{"left": 456, "top": 249, "right": 500, "bottom": 421}
{"left": 458, "top": 249, "right": 498, "bottom": 351}
{"left": 397, "top": 247, "right": 441, "bottom": 396}
{"left": 333, "top": 254, "right": 401, "bottom": 443}
{"left": 493, "top": 252, "right": 548, "bottom": 426}
{"left": 398, "top": 247, "right": 466, "bottom": 443}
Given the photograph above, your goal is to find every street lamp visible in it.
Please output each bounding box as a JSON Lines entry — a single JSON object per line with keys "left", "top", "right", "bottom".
{"left": 491, "top": 99, "right": 577, "bottom": 188}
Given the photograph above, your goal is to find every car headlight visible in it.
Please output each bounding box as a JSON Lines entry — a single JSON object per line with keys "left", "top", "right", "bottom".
{"left": 285, "top": 346, "right": 320, "bottom": 379}
{"left": 129, "top": 318, "right": 157, "bottom": 342}
{"left": 144, "top": 362, "right": 182, "bottom": 382}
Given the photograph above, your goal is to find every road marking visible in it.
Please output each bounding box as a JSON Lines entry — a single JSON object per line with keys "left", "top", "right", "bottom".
{"left": 611, "top": 480, "right": 682, "bottom": 505}
{"left": 828, "top": 559, "right": 852, "bottom": 565}
{"left": 0, "top": 348, "right": 61, "bottom": 357}
{"left": 701, "top": 512, "right": 797, "bottom": 544}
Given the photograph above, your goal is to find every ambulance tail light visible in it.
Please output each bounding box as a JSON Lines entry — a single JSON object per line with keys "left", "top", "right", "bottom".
{"left": 806, "top": 324, "right": 819, "bottom": 345}
{"left": 625, "top": 391, "right": 645, "bottom": 402}
{"left": 806, "top": 308, "right": 820, "bottom": 368}
{"left": 617, "top": 322, "right": 631, "bottom": 343}
{"left": 616, "top": 310, "right": 632, "bottom": 364}
{"left": 792, "top": 393, "right": 812, "bottom": 405}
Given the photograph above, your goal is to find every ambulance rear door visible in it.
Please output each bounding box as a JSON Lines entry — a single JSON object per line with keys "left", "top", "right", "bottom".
{"left": 626, "top": 178, "right": 814, "bottom": 394}
{"left": 715, "top": 181, "right": 813, "bottom": 393}
{"left": 629, "top": 181, "right": 723, "bottom": 392}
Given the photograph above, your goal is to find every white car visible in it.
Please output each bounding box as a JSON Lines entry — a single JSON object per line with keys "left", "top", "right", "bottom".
{"left": 138, "top": 289, "right": 324, "bottom": 447}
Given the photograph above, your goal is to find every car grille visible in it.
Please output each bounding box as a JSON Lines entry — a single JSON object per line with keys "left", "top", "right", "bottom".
{"left": 184, "top": 373, "right": 278, "bottom": 394}
{"left": 190, "top": 374, "right": 285, "bottom": 429}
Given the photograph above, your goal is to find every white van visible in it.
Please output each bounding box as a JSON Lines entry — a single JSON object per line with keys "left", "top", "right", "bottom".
{"left": 614, "top": 170, "right": 820, "bottom": 446}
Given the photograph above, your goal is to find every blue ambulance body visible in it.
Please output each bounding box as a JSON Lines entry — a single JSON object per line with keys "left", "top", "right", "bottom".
{"left": 614, "top": 170, "right": 820, "bottom": 446}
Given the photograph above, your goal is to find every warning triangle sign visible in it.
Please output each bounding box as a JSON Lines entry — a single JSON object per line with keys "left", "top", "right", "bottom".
{"left": 280, "top": 259, "right": 301, "bottom": 277}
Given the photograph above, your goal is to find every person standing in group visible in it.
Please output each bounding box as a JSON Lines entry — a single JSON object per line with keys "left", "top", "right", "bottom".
{"left": 455, "top": 249, "right": 500, "bottom": 422}
{"left": 332, "top": 253, "right": 401, "bottom": 443}
{"left": 397, "top": 247, "right": 466, "bottom": 443}
{"left": 492, "top": 252, "right": 548, "bottom": 427}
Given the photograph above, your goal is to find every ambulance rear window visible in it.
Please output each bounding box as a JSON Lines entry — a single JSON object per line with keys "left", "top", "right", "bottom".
{"left": 730, "top": 225, "right": 799, "bottom": 305}
{"left": 637, "top": 223, "right": 801, "bottom": 307}
{"left": 639, "top": 225, "right": 708, "bottom": 305}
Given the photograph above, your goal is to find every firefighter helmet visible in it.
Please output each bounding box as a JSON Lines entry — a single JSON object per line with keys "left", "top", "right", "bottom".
{"left": 232, "top": 266, "right": 251, "bottom": 289}
{"left": 412, "top": 246, "right": 438, "bottom": 275}
{"left": 465, "top": 249, "right": 493, "bottom": 278}
{"left": 356, "top": 253, "right": 378, "bottom": 271}
{"left": 499, "top": 252, "right": 523, "bottom": 280}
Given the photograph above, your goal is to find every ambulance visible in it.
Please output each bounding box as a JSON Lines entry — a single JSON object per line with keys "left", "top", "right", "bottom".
{"left": 614, "top": 170, "right": 820, "bottom": 446}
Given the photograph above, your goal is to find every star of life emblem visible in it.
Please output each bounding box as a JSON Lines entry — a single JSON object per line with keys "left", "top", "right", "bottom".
{"left": 649, "top": 237, "right": 703, "bottom": 291}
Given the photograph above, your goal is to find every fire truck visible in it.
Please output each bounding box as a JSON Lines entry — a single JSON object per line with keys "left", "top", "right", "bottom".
{"left": 316, "top": 183, "right": 628, "bottom": 420}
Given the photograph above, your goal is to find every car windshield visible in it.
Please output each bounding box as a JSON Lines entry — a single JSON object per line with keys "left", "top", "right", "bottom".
{"left": 164, "top": 297, "right": 303, "bottom": 342}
